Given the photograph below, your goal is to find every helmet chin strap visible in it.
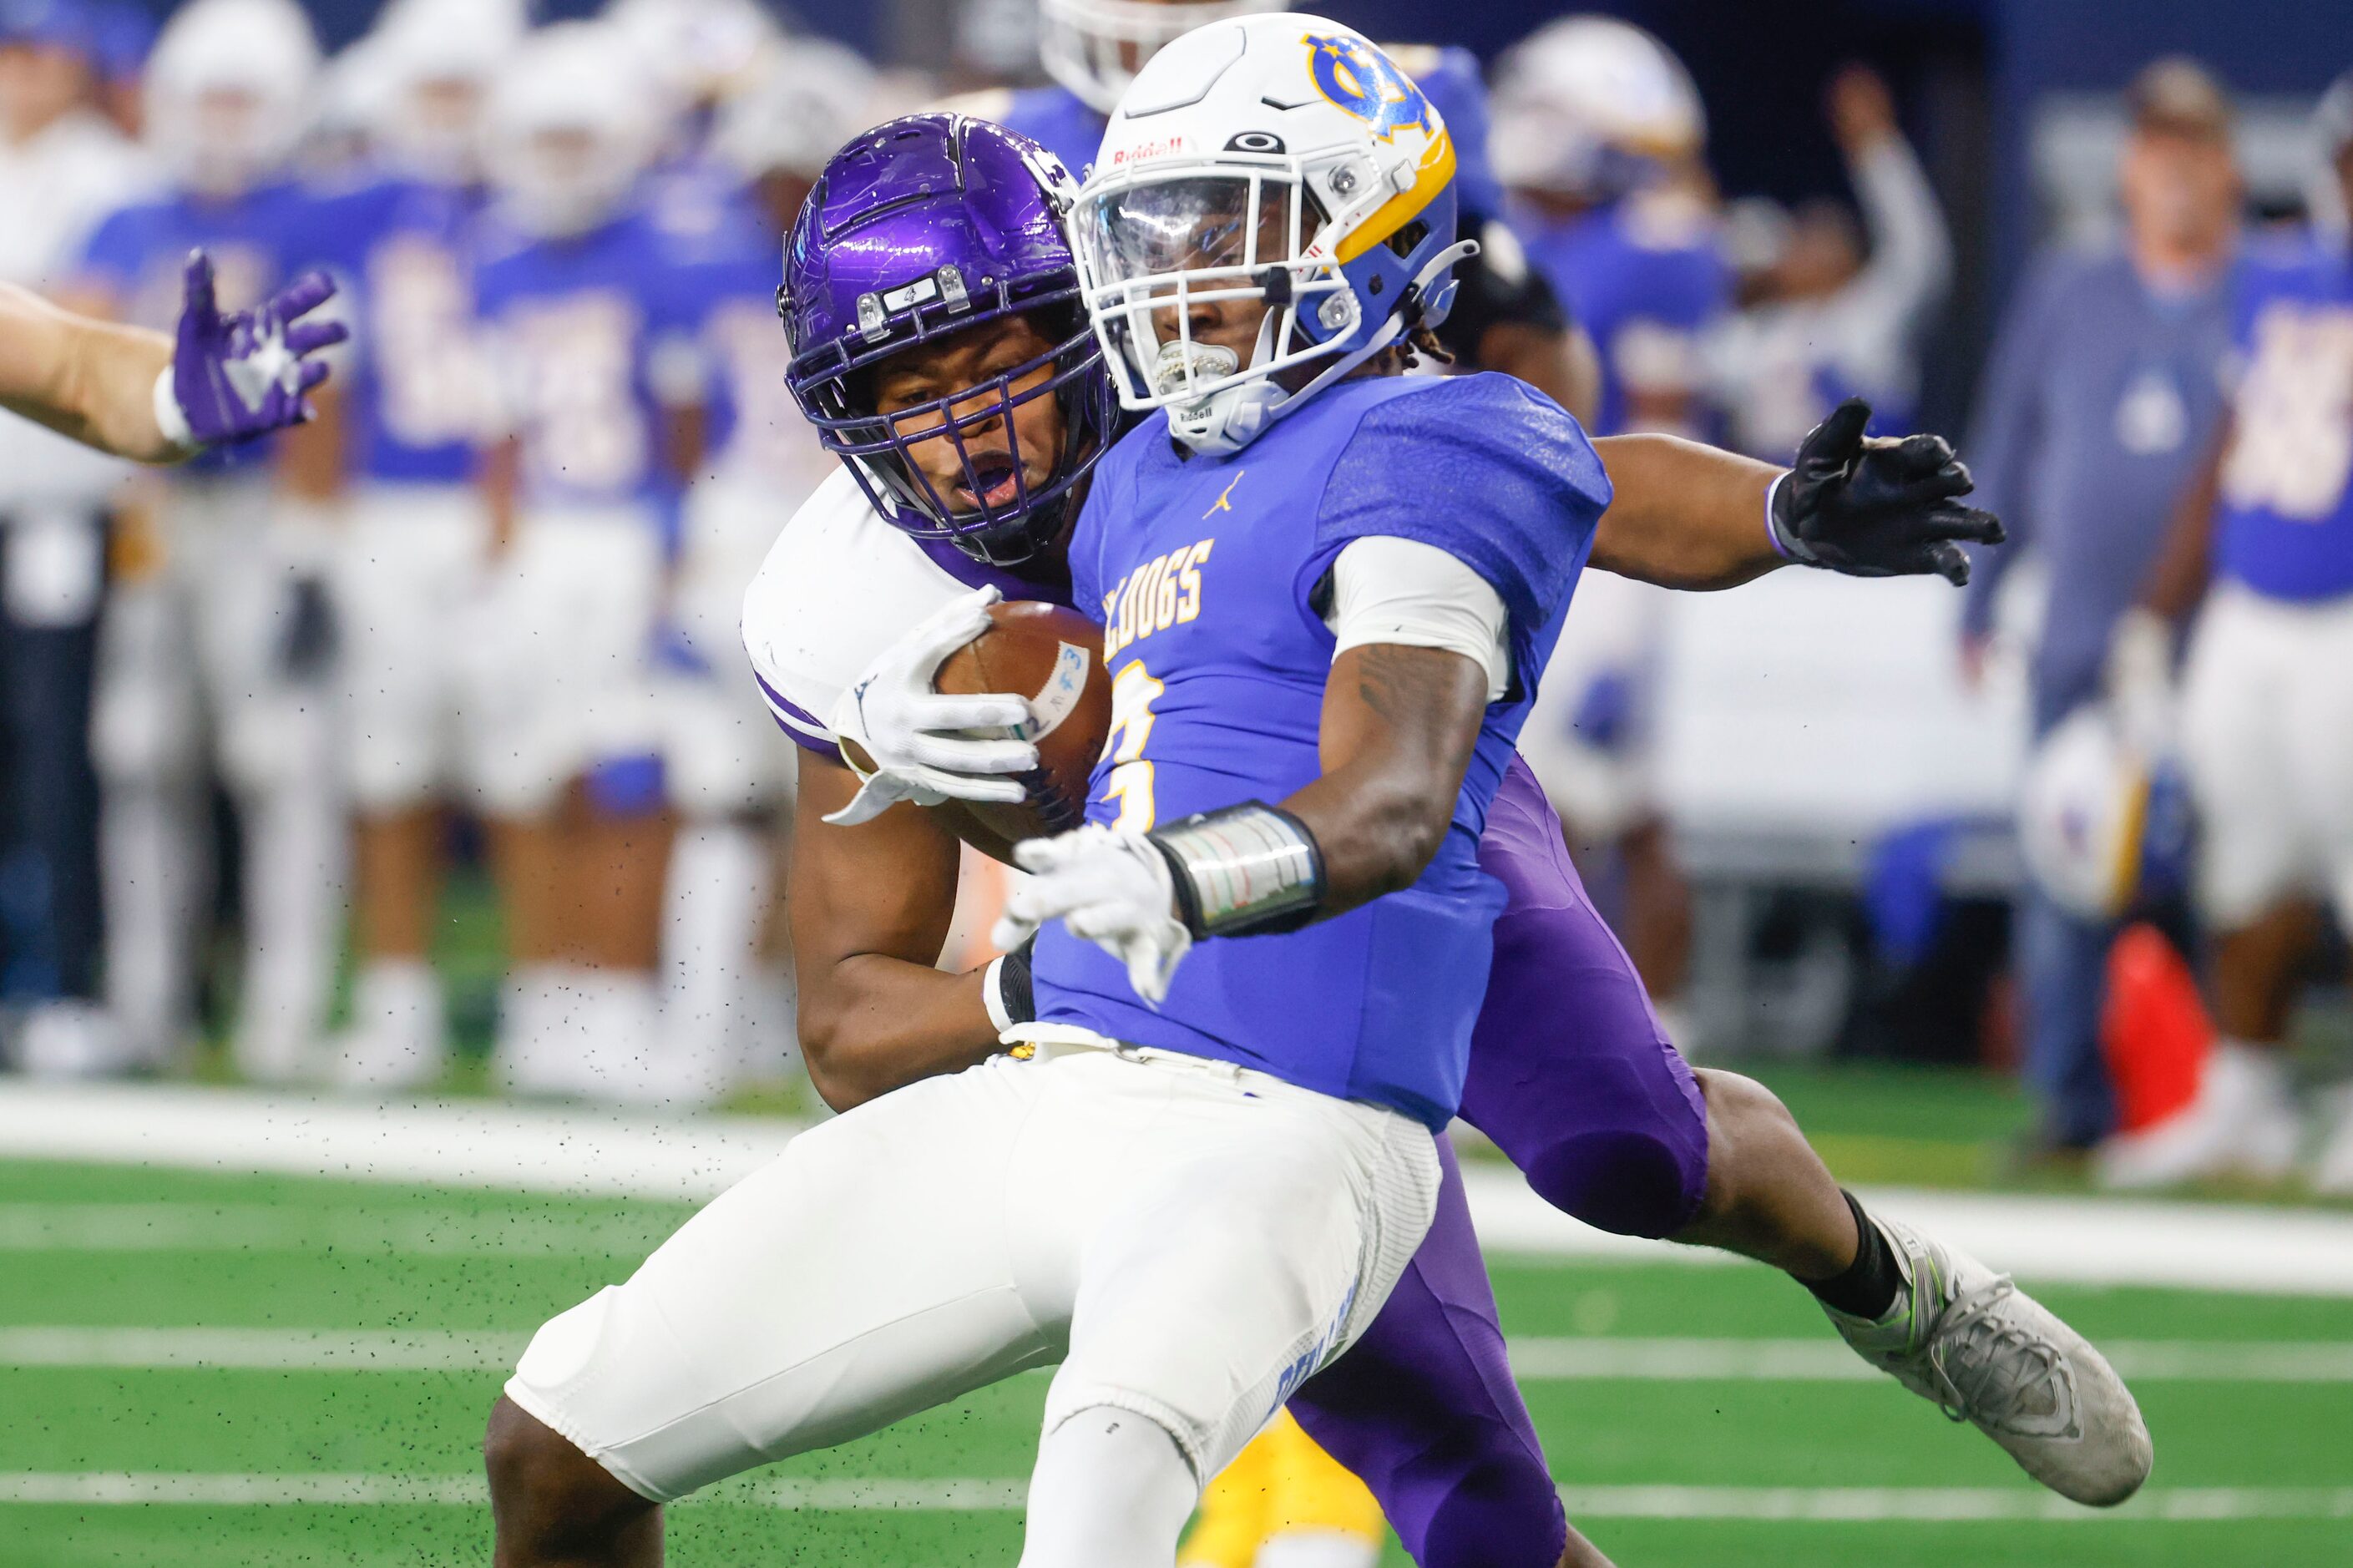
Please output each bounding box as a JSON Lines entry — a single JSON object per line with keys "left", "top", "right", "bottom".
{"left": 1168, "top": 240, "right": 1479, "bottom": 458}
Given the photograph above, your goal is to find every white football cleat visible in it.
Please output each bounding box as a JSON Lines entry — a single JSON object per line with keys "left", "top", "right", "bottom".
{"left": 2097, "top": 1042, "right": 2301, "bottom": 1191}
{"left": 1823, "top": 1214, "right": 2152, "bottom": 1506}
{"left": 331, "top": 962, "right": 449, "bottom": 1092}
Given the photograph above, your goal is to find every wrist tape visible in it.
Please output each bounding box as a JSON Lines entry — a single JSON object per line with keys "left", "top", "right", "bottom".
{"left": 1149, "top": 802, "right": 1325, "bottom": 938}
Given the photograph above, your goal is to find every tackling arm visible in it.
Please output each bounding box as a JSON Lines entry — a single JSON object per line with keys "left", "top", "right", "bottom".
{"left": 1591, "top": 401, "right": 2002, "bottom": 591}
{"left": 790, "top": 749, "right": 1012, "bottom": 1111}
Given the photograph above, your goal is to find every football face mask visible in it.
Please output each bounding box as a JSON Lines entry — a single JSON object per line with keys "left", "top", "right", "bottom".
{"left": 1070, "top": 17, "right": 1470, "bottom": 456}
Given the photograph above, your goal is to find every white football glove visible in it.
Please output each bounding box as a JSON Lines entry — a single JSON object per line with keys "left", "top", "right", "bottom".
{"left": 993, "top": 825, "right": 1192, "bottom": 1004}
{"left": 823, "top": 584, "right": 1040, "bottom": 827}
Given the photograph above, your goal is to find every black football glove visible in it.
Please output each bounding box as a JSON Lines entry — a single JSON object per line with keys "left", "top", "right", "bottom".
{"left": 1770, "top": 398, "right": 2005, "bottom": 586}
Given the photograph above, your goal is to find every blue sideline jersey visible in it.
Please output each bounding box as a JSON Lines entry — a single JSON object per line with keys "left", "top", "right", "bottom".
{"left": 2212, "top": 235, "right": 2353, "bottom": 603}
{"left": 1521, "top": 191, "right": 1726, "bottom": 435}
{"left": 302, "top": 178, "right": 484, "bottom": 486}
{"left": 671, "top": 209, "right": 831, "bottom": 499}
{"left": 1033, "top": 373, "right": 1611, "bottom": 1129}
{"left": 472, "top": 210, "right": 705, "bottom": 513}
{"left": 1002, "top": 43, "right": 1501, "bottom": 213}
{"left": 74, "top": 182, "right": 319, "bottom": 473}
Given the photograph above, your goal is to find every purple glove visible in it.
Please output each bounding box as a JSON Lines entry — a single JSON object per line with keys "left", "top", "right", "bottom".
{"left": 161, "top": 250, "right": 348, "bottom": 449}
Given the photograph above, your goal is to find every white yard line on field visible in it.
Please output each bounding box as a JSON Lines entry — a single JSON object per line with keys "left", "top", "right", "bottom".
{"left": 5, "top": 1326, "right": 2349, "bottom": 1381}
{"left": 0, "top": 1473, "right": 2347, "bottom": 1522}
{"left": 7, "top": 1080, "right": 2353, "bottom": 1294}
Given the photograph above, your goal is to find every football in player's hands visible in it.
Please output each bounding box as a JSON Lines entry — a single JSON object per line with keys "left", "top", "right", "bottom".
{"left": 926, "top": 601, "right": 1111, "bottom": 860}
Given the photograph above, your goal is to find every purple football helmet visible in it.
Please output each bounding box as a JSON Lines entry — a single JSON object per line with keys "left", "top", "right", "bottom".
{"left": 781, "top": 113, "right": 1120, "bottom": 566}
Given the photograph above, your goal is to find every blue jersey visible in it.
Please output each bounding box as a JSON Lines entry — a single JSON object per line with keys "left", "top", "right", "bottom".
{"left": 1002, "top": 43, "right": 1501, "bottom": 215}
{"left": 74, "top": 182, "right": 319, "bottom": 472}
{"left": 304, "top": 178, "right": 484, "bottom": 486}
{"left": 473, "top": 210, "right": 704, "bottom": 513}
{"left": 1035, "top": 373, "right": 1610, "bottom": 1129}
{"left": 1520, "top": 191, "right": 1726, "bottom": 435}
{"left": 2213, "top": 235, "right": 2353, "bottom": 603}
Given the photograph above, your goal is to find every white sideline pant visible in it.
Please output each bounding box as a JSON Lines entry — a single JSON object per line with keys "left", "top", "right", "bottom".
{"left": 92, "top": 478, "right": 344, "bottom": 1075}
{"left": 505, "top": 1037, "right": 1440, "bottom": 1507}
{"left": 2178, "top": 580, "right": 2353, "bottom": 929}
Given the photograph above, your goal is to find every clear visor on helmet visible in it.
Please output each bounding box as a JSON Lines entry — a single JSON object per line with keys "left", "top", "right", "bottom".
{"left": 1072, "top": 163, "right": 1349, "bottom": 413}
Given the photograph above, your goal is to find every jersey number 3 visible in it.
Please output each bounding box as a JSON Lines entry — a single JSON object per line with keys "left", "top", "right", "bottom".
{"left": 1101, "top": 661, "right": 1164, "bottom": 832}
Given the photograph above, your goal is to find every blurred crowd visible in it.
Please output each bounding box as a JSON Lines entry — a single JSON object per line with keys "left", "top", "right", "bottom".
{"left": 0, "top": 0, "right": 2345, "bottom": 1194}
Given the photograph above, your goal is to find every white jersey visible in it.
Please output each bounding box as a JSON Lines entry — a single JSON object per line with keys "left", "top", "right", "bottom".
{"left": 740, "top": 469, "right": 1516, "bottom": 759}
{"left": 740, "top": 467, "right": 992, "bottom": 758}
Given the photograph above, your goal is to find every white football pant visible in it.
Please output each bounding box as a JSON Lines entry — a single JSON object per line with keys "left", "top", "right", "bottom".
{"left": 505, "top": 1036, "right": 1440, "bottom": 1528}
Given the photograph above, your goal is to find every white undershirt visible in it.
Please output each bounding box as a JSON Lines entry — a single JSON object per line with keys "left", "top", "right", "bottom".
{"left": 1322, "top": 535, "right": 1511, "bottom": 703}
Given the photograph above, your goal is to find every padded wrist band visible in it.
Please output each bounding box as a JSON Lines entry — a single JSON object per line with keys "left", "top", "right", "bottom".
{"left": 984, "top": 937, "right": 1037, "bottom": 1032}
{"left": 1149, "top": 802, "right": 1325, "bottom": 938}
{"left": 152, "top": 367, "right": 197, "bottom": 454}
{"left": 1763, "top": 469, "right": 1802, "bottom": 563}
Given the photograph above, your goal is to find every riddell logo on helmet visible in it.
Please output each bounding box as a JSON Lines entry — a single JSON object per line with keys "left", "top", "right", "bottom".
{"left": 1110, "top": 134, "right": 1194, "bottom": 165}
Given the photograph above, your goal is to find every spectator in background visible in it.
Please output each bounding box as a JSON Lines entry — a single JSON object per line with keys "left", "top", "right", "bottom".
{"left": 1708, "top": 66, "right": 1952, "bottom": 460}
{"left": 1958, "top": 59, "right": 2242, "bottom": 1161}
{"left": 64, "top": 0, "right": 336, "bottom": 1081}
{"left": 0, "top": 0, "right": 153, "bottom": 1075}
{"left": 289, "top": 0, "right": 524, "bottom": 1090}
{"left": 86, "top": 0, "right": 146, "bottom": 135}
{"left": 2097, "top": 71, "right": 2353, "bottom": 1193}
{"left": 1490, "top": 15, "right": 1728, "bottom": 1048}
{"left": 468, "top": 22, "right": 703, "bottom": 1102}
{"left": 643, "top": 40, "right": 879, "bottom": 1105}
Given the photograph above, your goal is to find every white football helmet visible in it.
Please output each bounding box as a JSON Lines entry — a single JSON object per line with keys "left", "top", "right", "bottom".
{"left": 144, "top": 0, "right": 321, "bottom": 197}
{"left": 711, "top": 38, "right": 879, "bottom": 185}
{"left": 485, "top": 23, "right": 665, "bottom": 240}
{"left": 1489, "top": 16, "right": 1704, "bottom": 200}
{"left": 2018, "top": 705, "right": 2194, "bottom": 921}
{"left": 1040, "top": 0, "right": 1293, "bottom": 115}
{"left": 1071, "top": 15, "right": 1472, "bottom": 456}
{"left": 367, "top": 0, "right": 527, "bottom": 186}
{"left": 603, "top": 0, "right": 778, "bottom": 108}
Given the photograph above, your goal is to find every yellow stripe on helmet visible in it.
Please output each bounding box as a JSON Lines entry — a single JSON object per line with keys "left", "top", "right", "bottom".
{"left": 1335, "top": 128, "right": 1456, "bottom": 264}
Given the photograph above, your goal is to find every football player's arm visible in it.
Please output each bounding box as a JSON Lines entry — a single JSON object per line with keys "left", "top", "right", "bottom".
{"left": 790, "top": 749, "right": 1010, "bottom": 1111}
{"left": 0, "top": 279, "right": 180, "bottom": 462}
{"left": 1591, "top": 402, "right": 2001, "bottom": 591}
{"left": 1587, "top": 432, "right": 1784, "bottom": 589}
{"left": 1287, "top": 640, "right": 1490, "bottom": 914}
{"left": 2136, "top": 416, "right": 2228, "bottom": 624}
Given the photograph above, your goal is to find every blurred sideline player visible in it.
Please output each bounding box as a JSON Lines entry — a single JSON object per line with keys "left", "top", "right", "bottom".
{"left": 0, "top": 0, "right": 151, "bottom": 1075}
{"left": 66, "top": 0, "right": 341, "bottom": 1080}
{"left": 961, "top": 0, "right": 1597, "bottom": 423}
{"left": 1707, "top": 66, "right": 1951, "bottom": 460}
{"left": 279, "top": 0, "right": 523, "bottom": 1089}
{"left": 468, "top": 23, "right": 702, "bottom": 1101}
{"left": 1958, "top": 61, "right": 2243, "bottom": 1161}
{"left": 751, "top": 103, "right": 2133, "bottom": 1568}
{"left": 2102, "top": 74, "right": 2353, "bottom": 1192}
{"left": 1491, "top": 15, "right": 1728, "bottom": 1046}
{"left": 646, "top": 42, "right": 876, "bottom": 1102}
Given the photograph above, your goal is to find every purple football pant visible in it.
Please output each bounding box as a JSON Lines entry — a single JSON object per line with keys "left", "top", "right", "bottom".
{"left": 1289, "top": 756, "right": 1711, "bottom": 1567}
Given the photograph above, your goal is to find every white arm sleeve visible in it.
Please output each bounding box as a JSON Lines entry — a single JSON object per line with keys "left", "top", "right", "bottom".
{"left": 1323, "top": 535, "right": 1512, "bottom": 703}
